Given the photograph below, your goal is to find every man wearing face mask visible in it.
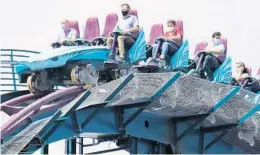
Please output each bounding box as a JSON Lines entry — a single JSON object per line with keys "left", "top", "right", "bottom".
{"left": 198, "top": 31, "right": 225, "bottom": 80}
{"left": 106, "top": 3, "right": 139, "bottom": 61}
{"left": 51, "top": 19, "right": 78, "bottom": 48}
{"left": 151, "top": 20, "right": 182, "bottom": 60}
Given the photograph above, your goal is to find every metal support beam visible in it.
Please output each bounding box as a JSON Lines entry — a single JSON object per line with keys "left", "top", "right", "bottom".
{"left": 199, "top": 127, "right": 204, "bottom": 154}
{"left": 171, "top": 121, "right": 179, "bottom": 154}
{"left": 85, "top": 146, "right": 129, "bottom": 155}
{"left": 205, "top": 131, "right": 229, "bottom": 151}
{"left": 40, "top": 145, "right": 49, "bottom": 155}
{"left": 81, "top": 107, "right": 101, "bottom": 129}
{"left": 79, "top": 137, "right": 83, "bottom": 155}
{"left": 80, "top": 73, "right": 134, "bottom": 129}
{"left": 65, "top": 139, "right": 77, "bottom": 155}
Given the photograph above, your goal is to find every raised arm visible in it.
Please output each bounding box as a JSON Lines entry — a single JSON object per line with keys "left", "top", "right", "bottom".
{"left": 205, "top": 44, "right": 225, "bottom": 55}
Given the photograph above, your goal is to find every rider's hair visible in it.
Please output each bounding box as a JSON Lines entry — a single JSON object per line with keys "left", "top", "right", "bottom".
{"left": 121, "top": 3, "right": 131, "bottom": 9}
{"left": 167, "top": 20, "right": 176, "bottom": 26}
{"left": 212, "top": 32, "right": 221, "bottom": 38}
{"left": 237, "top": 62, "right": 249, "bottom": 74}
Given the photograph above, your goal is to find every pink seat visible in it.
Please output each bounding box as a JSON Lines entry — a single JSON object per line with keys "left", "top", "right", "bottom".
{"left": 147, "top": 23, "right": 164, "bottom": 45}
{"left": 246, "top": 66, "right": 252, "bottom": 76}
{"left": 173, "top": 19, "right": 184, "bottom": 46}
{"left": 69, "top": 20, "right": 80, "bottom": 38}
{"left": 129, "top": 9, "right": 138, "bottom": 17}
{"left": 84, "top": 17, "right": 100, "bottom": 41}
{"left": 216, "top": 38, "right": 227, "bottom": 62}
{"left": 256, "top": 67, "right": 260, "bottom": 80}
{"left": 102, "top": 13, "right": 118, "bottom": 37}
{"left": 193, "top": 41, "right": 208, "bottom": 57}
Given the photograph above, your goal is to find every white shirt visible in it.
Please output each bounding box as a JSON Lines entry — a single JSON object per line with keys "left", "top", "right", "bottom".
{"left": 57, "top": 28, "right": 78, "bottom": 43}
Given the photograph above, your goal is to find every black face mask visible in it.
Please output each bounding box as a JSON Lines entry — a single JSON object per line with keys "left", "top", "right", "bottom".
{"left": 121, "top": 10, "right": 129, "bottom": 16}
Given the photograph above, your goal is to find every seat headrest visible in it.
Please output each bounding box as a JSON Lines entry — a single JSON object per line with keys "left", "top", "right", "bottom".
{"left": 194, "top": 41, "right": 208, "bottom": 56}
{"left": 246, "top": 66, "right": 252, "bottom": 76}
{"left": 84, "top": 17, "right": 100, "bottom": 41}
{"left": 257, "top": 67, "right": 260, "bottom": 80}
{"left": 148, "top": 23, "right": 164, "bottom": 45}
{"left": 175, "top": 20, "right": 183, "bottom": 36}
{"left": 69, "top": 20, "right": 80, "bottom": 37}
{"left": 220, "top": 38, "right": 227, "bottom": 54}
{"left": 129, "top": 9, "right": 138, "bottom": 18}
{"left": 102, "top": 13, "right": 118, "bottom": 37}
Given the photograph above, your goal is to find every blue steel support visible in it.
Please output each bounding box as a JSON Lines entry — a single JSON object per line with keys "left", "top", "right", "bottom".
{"left": 65, "top": 138, "right": 77, "bottom": 155}
{"left": 79, "top": 137, "right": 83, "bottom": 154}
{"left": 40, "top": 145, "right": 49, "bottom": 155}
{"left": 80, "top": 73, "right": 134, "bottom": 129}
{"left": 123, "top": 72, "right": 181, "bottom": 128}
{"left": 10, "top": 50, "right": 17, "bottom": 91}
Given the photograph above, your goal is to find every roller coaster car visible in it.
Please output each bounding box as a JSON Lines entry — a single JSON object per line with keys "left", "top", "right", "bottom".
{"left": 15, "top": 29, "right": 146, "bottom": 93}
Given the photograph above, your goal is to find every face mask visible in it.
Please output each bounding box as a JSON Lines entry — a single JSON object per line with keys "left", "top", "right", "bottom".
{"left": 61, "top": 24, "right": 65, "bottom": 30}
{"left": 166, "top": 26, "right": 175, "bottom": 32}
{"left": 214, "top": 38, "right": 222, "bottom": 45}
{"left": 121, "top": 10, "right": 129, "bottom": 16}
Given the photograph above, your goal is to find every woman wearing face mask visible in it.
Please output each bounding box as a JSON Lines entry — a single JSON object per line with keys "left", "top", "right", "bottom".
{"left": 151, "top": 20, "right": 182, "bottom": 60}
{"left": 197, "top": 32, "right": 226, "bottom": 81}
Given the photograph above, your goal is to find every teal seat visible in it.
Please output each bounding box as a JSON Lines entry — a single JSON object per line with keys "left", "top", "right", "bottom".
{"left": 128, "top": 29, "right": 146, "bottom": 63}
{"left": 170, "top": 40, "right": 189, "bottom": 69}
{"left": 213, "top": 56, "right": 232, "bottom": 84}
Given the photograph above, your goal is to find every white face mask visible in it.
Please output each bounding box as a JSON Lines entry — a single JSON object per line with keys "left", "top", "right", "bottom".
{"left": 61, "top": 24, "right": 65, "bottom": 30}
{"left": 166, "top": 26, "right": 175, "bottom": 32}
{"left": 214, "top": 38, "right": 222, "bottom": 45}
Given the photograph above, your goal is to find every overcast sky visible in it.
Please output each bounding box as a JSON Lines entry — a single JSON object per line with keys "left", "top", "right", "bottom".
{"left": 0, "top": 0, "right": 260, "bottom": 154}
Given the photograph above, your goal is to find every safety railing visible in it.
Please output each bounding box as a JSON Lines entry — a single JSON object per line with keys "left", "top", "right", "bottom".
{"left": 0, "top": 49, "right": 40, "bottom": 93}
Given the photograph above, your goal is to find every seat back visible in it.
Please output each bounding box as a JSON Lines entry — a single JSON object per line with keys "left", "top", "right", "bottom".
{"left": 84, "top": 17, "right": 100, "bottom": 41}
{"left": 246, "top": 66, "right": 252, "bottom": 76}
{"left": 170, "top": 40, "right": 189, "bottom": 69}
{"left": 193, "top": 41, "right": 208, "bottom": 57}
{"left": 147, "top": 24, "right": 164, "bottom": 45}
{"left": 213, "top": 56, "right": 232, "bottom": 84}
{"left": 216, "top": 38, "right": 227, "bottom": 63}
{"left": 174, "top": 20, "right": 184, "bottom": 47}
{"left": 256, "top": 67, "right": 260, "bottom": 80}
{"left": 128, "top": 28, "right": 146, "bottom": 63}
{"left": 129, "top": 9, "right": 138, "bottom": 17}
{"left": 69, "top": 20, "right": 80, "bottom": 38}
{"left": 102, "top": 13, "right": 118, "bottom": 37}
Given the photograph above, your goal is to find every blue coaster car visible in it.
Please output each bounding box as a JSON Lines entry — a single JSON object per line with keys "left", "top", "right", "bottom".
{"left": 15, "top": 29, "right": 146, "bottom": 93}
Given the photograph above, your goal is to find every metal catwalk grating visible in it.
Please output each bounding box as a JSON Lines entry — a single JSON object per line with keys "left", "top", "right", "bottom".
{"left": 1, "top": 117, "right": 51, "bottom": 155}
{"left": 107, "top": 72, "right": 177, "bottom": 107}
{"left": 203, "top": 89, "right": 257, "bottom": 127}
{"left": 220, "top": 93, "right": 260, "bottom": 154}
{"left": 145, "top": 75, "right": 233, "bottom": 117}
{"left": 76, "top": 76, "right": 127, "bottom": 110}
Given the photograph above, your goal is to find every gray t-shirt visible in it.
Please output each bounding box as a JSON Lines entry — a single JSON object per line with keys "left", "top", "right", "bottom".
{"left": 115, "top": 15, "right": 139, "bottom": 39}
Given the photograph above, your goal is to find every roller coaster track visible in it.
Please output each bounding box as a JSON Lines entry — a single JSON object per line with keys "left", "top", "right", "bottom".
{"left": 1, "top": 72, "right": 260, "bottom": 154}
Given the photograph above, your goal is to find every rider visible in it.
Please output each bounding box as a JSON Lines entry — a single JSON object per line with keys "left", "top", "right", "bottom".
{"left": 151, "top": 20, "right": 182, "bottom": 60}
{"left": 52, "top": 19, "right": 78, "bottom": 47}
{"left": 234, "top": 62, "right": 250, "bottom": 83}
{"left": 197, "top": 32, "right": 226, "bottom": 81}
{"left": 106, "top": 3, "right": 139, "bottom": 62}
